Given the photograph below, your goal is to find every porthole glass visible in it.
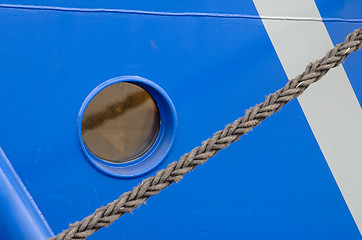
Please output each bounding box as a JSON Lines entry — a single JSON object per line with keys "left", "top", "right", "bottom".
{"left": 81, "top": 82, "right": 160, "bottom": 163}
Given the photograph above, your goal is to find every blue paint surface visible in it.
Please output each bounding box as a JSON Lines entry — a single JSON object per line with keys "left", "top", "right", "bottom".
{"left": 0, "top": 1, "right": 361, "bottom": 239}
{"left": 315, "top": 0, "right": 362, "bottom": 19}
{"left": 0, "top": 1, "right": 257, "bottom": 15}
{"left": 0, "top": 148, "right": 53, "bottom": 239}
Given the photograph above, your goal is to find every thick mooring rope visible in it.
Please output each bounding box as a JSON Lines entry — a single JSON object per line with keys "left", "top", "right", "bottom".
{"left": 51, "top": 28, "right": 362, "bottom": 240}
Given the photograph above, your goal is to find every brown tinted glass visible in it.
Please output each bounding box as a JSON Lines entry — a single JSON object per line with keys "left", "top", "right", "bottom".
{"left": 81, "top": 82, "right": 160, "bottom": 163}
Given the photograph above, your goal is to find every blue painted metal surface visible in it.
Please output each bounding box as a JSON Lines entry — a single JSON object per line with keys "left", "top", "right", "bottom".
{"left": 0, "top": 148, "right": 53, "bottom": 239}
{"left": 0, "top": 0, "right": 361, "bottom": 239}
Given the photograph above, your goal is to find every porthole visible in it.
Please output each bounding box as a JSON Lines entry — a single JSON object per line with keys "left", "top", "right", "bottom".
{"left": 78, "top": 76, "right": 177, "bottom": 177}
{"left": 81, "top": 82, "right": 160, "bottom": 163}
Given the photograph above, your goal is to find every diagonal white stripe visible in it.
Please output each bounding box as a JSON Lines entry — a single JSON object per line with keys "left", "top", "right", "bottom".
{"left": 252, "top": 0, "right": 362, "bottom": 234}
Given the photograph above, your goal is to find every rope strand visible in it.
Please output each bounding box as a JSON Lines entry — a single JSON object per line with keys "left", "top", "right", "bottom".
{"left": 51, "top": 28, "right": 362, "bottom": 240}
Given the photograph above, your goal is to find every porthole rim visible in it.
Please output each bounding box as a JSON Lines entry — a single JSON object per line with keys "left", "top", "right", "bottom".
{"left": 77, "top": 76, "right": 177, "bottom": 178}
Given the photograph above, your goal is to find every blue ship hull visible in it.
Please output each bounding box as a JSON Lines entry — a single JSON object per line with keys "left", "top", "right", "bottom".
{"left": 0, "top": 0, "right": 362, "bottom": 239}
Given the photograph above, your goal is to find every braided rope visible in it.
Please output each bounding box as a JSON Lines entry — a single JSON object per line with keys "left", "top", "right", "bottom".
{"left": 51, "top": 28, "right": 362, "bottom": 240}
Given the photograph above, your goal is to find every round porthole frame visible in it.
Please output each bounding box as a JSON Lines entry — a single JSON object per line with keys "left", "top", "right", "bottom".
{"left": 78, "top": 76, "right": 177, "bottom": 178}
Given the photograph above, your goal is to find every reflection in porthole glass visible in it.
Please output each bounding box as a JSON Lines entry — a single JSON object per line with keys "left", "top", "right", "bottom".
{"left": 81, "top": 82, "right": 160, "bottom": 163}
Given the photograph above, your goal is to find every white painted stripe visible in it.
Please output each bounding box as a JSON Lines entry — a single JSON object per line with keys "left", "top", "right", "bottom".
{"left": 252, "top": 0, "right": 362, "bottom": 233}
